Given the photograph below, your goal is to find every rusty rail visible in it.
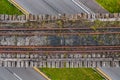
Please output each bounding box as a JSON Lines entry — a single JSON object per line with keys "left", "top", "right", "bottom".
{"left": 0, "top": 27, "right": 120, "bottom": 31}
{"left": 0, "top": 45, "right": 119, "bottom": 48}
{"left": 0, "top": 46, "right": 119, "bottom": 54}
{"left": 0, "top": 32, "right": 120, "bottom": 36}
{"left": 0, "top": 50, "right": 119, "bottom": 53}
{"left": 0, "top": 27, "right": 119, "bottom": 36}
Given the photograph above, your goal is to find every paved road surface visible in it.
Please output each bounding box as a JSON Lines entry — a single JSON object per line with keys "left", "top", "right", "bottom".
{"left": 14, "top": 0, "right": 85, "bottom": 15}
{"left": 100, "top": 67, "right": 120, "bottom": 80}
{"left": 0, "top": 67, "right": 17, "bottom": 80}
{"left": 0, "top": 67, "right": 47, "bottom": 80}
{"left": 77, "top": 0, "right": 108, "bottom": 13}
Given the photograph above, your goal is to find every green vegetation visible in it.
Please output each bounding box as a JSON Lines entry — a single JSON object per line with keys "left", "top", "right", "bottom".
{"left": 40, "top": 68, "right": 105, "bottom": 80}
{"left": 96, "top": 0, "right": 120, "bottom": 13}
{"left": 0, "top": 0, "right": 22, "bottom": 14}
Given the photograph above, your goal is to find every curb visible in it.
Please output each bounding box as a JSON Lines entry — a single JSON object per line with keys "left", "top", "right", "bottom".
{"left": 8, "top": 0, "right": 29, "bottom": 16}
{"left": 96, "top": 68, "right": 112, "bottom": 80}
{"left": 33, "top": 67, "right": 51, "bottom": 80}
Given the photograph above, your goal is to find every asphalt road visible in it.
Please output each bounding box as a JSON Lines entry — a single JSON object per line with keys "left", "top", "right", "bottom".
{"left": 76, "top": 0, "right": 108, "bottom": 13}
{"left": 0, "top": 67, "right": 47, "bottom": 80}
{"left": 14, "top": 0, "right": 85, "bottom": 15}
{"left": 100, "top": 67, "right": 120, "bottom": 80}
{"left": 0, "top": 67, "right": 17, "bottom": 80}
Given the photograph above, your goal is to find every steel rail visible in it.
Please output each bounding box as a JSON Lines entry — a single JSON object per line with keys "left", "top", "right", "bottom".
{"left": 0, "top": 45, "right": 119, "bottom": 48}
{"left": 0, "top": 46, "right": 119, "bottom": 54}
{"left": 0, "top": 27, "right": 120, "bottom": 31}
{"left": 0, "top": 46, "right": 119, "bottom": 51}
{"left": 0, "top": 32, "right": 120, "bottom": 36}
{"left": 0, "top": 50, "right": 120, "bottom": 53}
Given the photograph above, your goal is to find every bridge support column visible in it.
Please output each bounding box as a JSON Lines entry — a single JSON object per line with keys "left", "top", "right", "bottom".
{"left": 17, "top": 61, "right": 20, "bottom": 67}
{"left": 114, "top": 61, "right": 119, "bottom": 67}
{"left": 74, "top": 61, "right": 78, "bottom": 68}
{"left": 43, "top": 61, "right": 47, "bottom": 68}
{"left": 47, "top": 61, "right": 51, "bottom": 68}
{"left": 0, "top": 60, "right": 2, "bottom": 67}
{"left": 56, "top": 61, "right": 59, "bottom": 68}
{"left": 51, "top": 61, "right": 55, "bottom": 68}
{"left": 70, "top": 61, "right": 73, "bottom": 68}
{"left": 30, "top": 61, "right": 34, "bottom": 67}
{"left": 87, "top": 61, "right": 91, "bottom": 67}
{"left": 34, "top": 62, "right": 38, "bottom": 67}
{"left": 96, "top": 61, "right": 100, "bottom": 67}
{"left": 78, "top": 61, "right": 82, "bottom": 67}
{"left": 21, "top": 61, "right": 24, "bottom": 67}
{"left": 11, "top": 61, "right": 14, "bottom": 67}
{"left": 25, "top": 61, "right": 29, "bottom": 67}
{"left": 66, "top": 61, "right": 69, "bottom": 68}
{"left": 4, "top": 61, "right": 7, "bottom": 67}
{"left": 92, "top": 61, "right": 97, "bottom": 67}
{"left": 8, "top": 61, "right": 12, "bottom": 67}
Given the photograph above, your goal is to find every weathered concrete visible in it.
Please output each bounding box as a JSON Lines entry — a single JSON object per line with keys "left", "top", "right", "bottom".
{"left": 0, "top": 34, "right": 119, "bottom": 46}
{"left": 0, "top": 53, "right": 120, "bottom": 68}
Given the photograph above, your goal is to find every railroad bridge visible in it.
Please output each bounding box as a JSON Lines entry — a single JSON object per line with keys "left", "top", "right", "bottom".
{"left": 0, "top": 26, "right": 119, "bottom": 67}
{"left": 0, "top": 13, "right": 120, "bottom": 67}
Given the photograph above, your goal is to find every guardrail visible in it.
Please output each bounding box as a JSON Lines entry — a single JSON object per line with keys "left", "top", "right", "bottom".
{"left": 0, "top": 13, "right": 120, "bottom": 23}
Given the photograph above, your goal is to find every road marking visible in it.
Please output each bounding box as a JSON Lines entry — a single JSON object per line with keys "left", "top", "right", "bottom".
{"left": 96, "top": 68, "right": 112, "bottom": 80}
{"left": 72, "top": 0, "right": 96, "bottom": 19}
{"left": 13, "top": 73, "right": 23, "bottom": 80}
{"left": 5, "top": 68, "right": 22, "bottom": 80}
{"left": 8, "top": 0, "right": 29, "bottom": 16}
{"left": 72, "top": 0, "right": 89, "bottom": 14}
{"left": 33, "top": 67, "right": 51, "bottom": 80}
{"left": 42, "top": 0, "right": 61, "bottom": 15}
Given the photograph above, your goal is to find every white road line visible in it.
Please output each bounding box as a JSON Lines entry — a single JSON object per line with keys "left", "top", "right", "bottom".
{"left": 72, "top": 0, "right": 90, "bottom": 14}
{"left": 5, "top": 68, "right": 22, "bottom": 80}
{"left": 72, "top": 0, "right": 96, "bottom": 19}
{"left": 13, "top": 73, "right": 23, "bottom": 80}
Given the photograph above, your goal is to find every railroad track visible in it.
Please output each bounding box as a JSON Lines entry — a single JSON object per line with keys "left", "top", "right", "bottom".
{"left": 0, "top": 27, "right": 120, "bottom": 32}
{"left": 0, "top": 27, "right": 119, "bottom": 54}
{"left": 0, "top": 32, "right": 120, "bottom": 36}
{"left": 0, "top": 27, "right": 120, "bottom": 36}
{"left": 0, "top": 46, "right": 119, "bottom": 54}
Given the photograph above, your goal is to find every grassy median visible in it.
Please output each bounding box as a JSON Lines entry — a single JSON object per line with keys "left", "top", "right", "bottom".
{"left": 96, "top": 0, "right": 120, "bottom": 13}
{"left": 40, "top": 68, "right": 105, "bottom": 80}
{"left": 0, "top": 0, "right": 22, "bottom": 14}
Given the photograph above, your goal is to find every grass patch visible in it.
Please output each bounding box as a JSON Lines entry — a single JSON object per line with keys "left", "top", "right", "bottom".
{"left": 40, "top": 68, "right": 105, "bottom": 80}
{"left": 96, "top": 0, "right": 120, "bottom": 13}
{"left": 0, "top": 0, "right": 22, "bottom": 15}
